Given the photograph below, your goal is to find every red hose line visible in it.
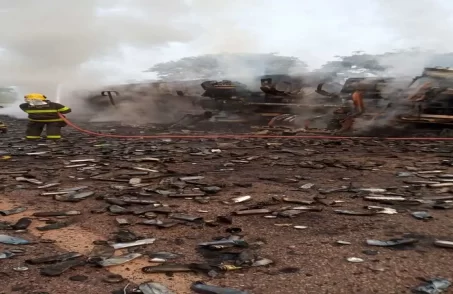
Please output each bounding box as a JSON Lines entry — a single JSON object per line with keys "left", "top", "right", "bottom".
{"left": 58, "top": 113, "right": 453, "bottom": 141}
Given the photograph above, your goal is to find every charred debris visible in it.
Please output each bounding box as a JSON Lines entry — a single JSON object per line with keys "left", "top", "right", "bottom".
{"left": 81, "top": 73, "right": 339, "bottom": 124}
{"left": 77, "top": 67, "right": 453, "bottom": 135}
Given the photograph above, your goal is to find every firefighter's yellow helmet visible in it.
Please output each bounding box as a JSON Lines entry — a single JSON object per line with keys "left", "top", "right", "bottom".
{"left": 24, "top": 93, "right": 47, "bottom": 100}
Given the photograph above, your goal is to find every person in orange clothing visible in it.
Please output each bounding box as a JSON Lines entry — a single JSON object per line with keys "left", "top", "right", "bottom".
{"left": 351, "top": 88, "right": 365, "bottom": 115}
{"left": 333, "top": 87, "right": 365, "bottom": 134}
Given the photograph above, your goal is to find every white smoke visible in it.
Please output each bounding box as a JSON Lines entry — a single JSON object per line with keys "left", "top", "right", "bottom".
{"left": 1, "top": 0, "right": 453, "bottom": 122}
{"left": 374, "top": 0, "right": 453, "bottom": 75}
{"left": 0, "top": 0, "right": 200, "bottom": 117}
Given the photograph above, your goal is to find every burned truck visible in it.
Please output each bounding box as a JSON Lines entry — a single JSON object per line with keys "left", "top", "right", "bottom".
{"left": 195, "top": 80, "right": 257, "bottom": 113}
{"left": 397, "top": 67, "right": 453, "bottom": 125}
{"left": 195, "top": 74, "right": 341, "bottom": 122}
{"left": 272, "top": 77, "right": 410, "bottom": 130}
{"left": 304, "top": 67, "right": 453, "bottom": 132}
{"left": 316, "top": 77, "right": 408, "bottom": 103}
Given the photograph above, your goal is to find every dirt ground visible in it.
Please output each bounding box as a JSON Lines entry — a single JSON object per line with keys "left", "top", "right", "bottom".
{"left": 1, "top": 115, "right": 453, "bottom": 294}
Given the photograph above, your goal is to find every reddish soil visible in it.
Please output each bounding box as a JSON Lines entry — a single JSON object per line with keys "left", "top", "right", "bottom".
{"left": 1, "top": 116, "right": 453, "bottom": 294}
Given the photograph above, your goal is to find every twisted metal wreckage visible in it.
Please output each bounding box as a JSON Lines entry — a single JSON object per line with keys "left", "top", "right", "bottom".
{"left": 3, "top": 67, "right": 452, "bottom": 136}
{"left": 84, "top": 67, "right": 453, "bottom": 134}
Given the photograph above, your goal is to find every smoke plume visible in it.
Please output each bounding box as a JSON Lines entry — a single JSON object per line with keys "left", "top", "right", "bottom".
{"left": 374, "top": 0, "right": 453, "bottom": 74}
{"left": 1, "top": 0, "right": 453, "bottom": 125}
{"left": 0, "top": 0, "right": 267, "bottom": 120}
{"left": 0, "top": 0, "right": 200, "bottom": 118}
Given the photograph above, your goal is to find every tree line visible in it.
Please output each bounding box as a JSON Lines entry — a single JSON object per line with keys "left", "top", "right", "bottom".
{"left": 146, "top": 50, "right": 453, "bottom": 81}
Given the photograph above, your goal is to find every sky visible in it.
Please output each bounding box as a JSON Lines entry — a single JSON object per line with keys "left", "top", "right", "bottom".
{"left": 0, "top": 0, "right": 452, "bottom": 91}
{"left": 111, "top": 0, "right": 394, "bottom": 77}
{"left": 145, "top": 0, "right": 391, "bottom": 67}
{"left": 99, "top": 0, "right": 453, "bottom": 81}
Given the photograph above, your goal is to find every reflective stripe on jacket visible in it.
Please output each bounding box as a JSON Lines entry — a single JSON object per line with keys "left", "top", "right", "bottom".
{"left": 19, "top": 101, "right": 71, "bottom": 122}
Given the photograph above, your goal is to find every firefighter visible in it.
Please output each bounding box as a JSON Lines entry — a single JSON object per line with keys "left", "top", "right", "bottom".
{"left": 19, "top": 93, "right": 71, "bottom": 140}
{"left": 0, "top": 121, "right": 6, "bottom": 133}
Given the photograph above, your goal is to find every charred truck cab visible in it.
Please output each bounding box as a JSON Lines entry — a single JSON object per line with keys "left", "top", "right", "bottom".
{"left": 315, "top": 77, "right": 411, "bottom": 132}
{"left": 316, "top": 67, "right": 453, "bottom": 131}
{"left": 197, "top": 80, "right": 256, "bottom": 115}
{"left": 259, "top": 74, "right": 304, "bottom": 103}
{"left": 399, "top": 67, "right": 453, "bottom": 125}
{"left": 200, "top": 80, "right": 250, "bottom": 100}
{"left": 316, "top": 77, "right": 396, "bottom": 129}
{"left": 337, "top": 78, "right": 394, "bottom": 100}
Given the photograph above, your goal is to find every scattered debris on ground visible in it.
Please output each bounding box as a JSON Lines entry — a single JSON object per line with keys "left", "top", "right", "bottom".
{"left": 1, "top": 115, "right": 453, "bottom": 293}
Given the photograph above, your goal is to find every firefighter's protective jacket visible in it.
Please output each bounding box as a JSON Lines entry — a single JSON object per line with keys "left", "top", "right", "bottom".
{"left": 19, "top": 101, "right": 71, "bottom": 122}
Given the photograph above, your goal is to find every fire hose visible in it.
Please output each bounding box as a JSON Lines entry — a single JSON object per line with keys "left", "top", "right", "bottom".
{"left": 58, "top": 113, "right": 453, "bottom": 141}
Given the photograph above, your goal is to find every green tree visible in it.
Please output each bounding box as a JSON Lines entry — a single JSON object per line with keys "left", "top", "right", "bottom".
{"left": 147, "top": 53, "right": 308, "bottom": 80}
{"left": 318, "top": 48, "right": 453, "bottom": 76}
{"left": 319, "top": 53, "right": 389, "bottom": 74}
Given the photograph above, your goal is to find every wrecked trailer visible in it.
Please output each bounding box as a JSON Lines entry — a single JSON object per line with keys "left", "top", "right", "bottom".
{"left": 72, "top": 81, "right": 205, "bottom": 122}
{"left": 82, "top": 81, "right": 203, "bottom": 111}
